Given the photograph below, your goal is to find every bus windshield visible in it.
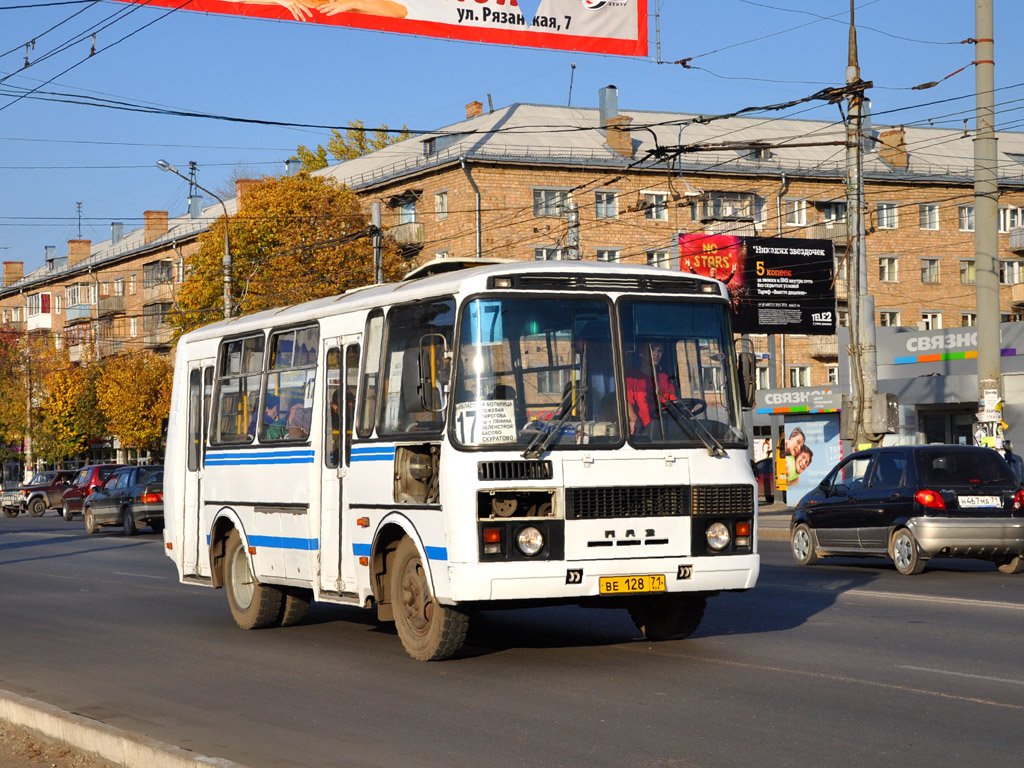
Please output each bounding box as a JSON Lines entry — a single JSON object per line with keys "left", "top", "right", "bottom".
{"left": 452, "top": 295, "right": 745, "bottom": 451}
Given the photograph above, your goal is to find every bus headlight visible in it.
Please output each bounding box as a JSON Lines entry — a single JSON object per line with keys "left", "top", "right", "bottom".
{"left": 516, "top": 526, "right": 544, "bottom": 556}
{"left": 706, "top": 522, "right": 731, "bottom": 551}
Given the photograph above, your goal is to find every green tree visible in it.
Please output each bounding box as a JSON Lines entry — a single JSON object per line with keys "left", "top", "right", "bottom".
{"left": 171, "top": 173, "right": 404, "bottom": 335}
{"left": 95, "top": 352, "right": 172, "bottom": 451}
{"left": 296, "top": 119, "right": 411, "bottom": 171}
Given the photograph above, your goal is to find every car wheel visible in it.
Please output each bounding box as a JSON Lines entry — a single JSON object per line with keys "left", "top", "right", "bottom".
{"left": 28, "top": 498, "right": 46, "bottom": 518}
{"left": 224, "top": 530, "right": 282, "bottom": 630}
{"left": 84, "top": 507, "right": 98, "bottom": 535}
{"left": 995, "top": 555, "right": 1024, "bottom": 575}
{"left": 891, "top": 528, "right": 926, "bottom": 575}
{"left": 2, "top": 506, "right": 18, "bottom": 519}
{"left": 390, "top": 537, "right": 469, "bottom": 661}
{"left": 628, "top": 593, "right": 707, "bottom": 641}
{"left": 121, "top": 507, "right": 138, "bottom": 537}
{"left": 62, "top": 502, "right": 74, "bottom": 521}
{"left": 791, "top": 523, "right": 819, "bottom": 566}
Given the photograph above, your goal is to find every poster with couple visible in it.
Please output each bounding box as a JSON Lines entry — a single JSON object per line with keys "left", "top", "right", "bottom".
{"left": 782, "top": 414, "right": 842, "bottom": 507}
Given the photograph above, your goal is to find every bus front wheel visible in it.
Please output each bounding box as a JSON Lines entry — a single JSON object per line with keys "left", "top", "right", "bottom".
{"left": 224, "top": 530, "right": 283, "bottom": 630}
{"left": 390, "top": 538, "right": 469, "bottom": 661}
{"left": 628, "top": 593, "right": 707, "bottom": 642}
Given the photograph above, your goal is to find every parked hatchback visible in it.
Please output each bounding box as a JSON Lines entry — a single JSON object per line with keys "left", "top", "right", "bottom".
{"left": 791, "top": 445, "right": 1024, "bottom": 575}
{"left": 1, "top": 470, "right": 76, "bottom": 518}
{"left": 61, "top": 464, "right": 127, "bottom": 521}
{"left": 83, "top": 466, "right": 163, "bottom": 536}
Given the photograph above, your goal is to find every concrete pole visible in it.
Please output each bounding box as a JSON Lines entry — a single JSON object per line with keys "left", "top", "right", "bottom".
{"left": 974, "top": 0, "right": 1001, "bottom": 412}
{"left": 372, "top": 203, "right": 383, "bottom": 284}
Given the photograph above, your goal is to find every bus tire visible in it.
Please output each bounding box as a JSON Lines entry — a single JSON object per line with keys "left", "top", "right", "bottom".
{"left": 224, "top": 530, "right": 283, "bottom": 630}
{"left": 628, "top": 593, "right": 706, "bottom": 642}
{"left": 390, "top": 537, "right": 468, "bottom": 661}
{"left": 277, "top": 587, "right": 312, "bottom": 627}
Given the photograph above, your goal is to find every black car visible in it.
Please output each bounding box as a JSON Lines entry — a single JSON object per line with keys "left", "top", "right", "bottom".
{"left": 83, "top": 466, "right": 164, "bottom": 536}
{"left": 791, "top": 445, "right": 1024, "bottom": 575}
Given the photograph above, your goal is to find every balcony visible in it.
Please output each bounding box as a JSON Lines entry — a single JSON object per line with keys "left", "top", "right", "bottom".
{"left": 98, "top": 295, "right": 126, "bottom": 317}
{"left": 1010, "top": 227, "right": 1024, "bottom": 253}
{"left": 26, "top": 313, "right": 51, "bottom": 331}
{"left": 3, "top": 320, "right": 24, "bottom": 332}
{"left": 804, "top": 220, "right": 850, "bottom": 247}
{"left": 388, "top": 222, "right": 425, "bottom": 246}
{"left": 808, "top": 335, "right": 839, "bottom": 360}
{"left": 67, "top": 344, "right": 84, "bottom": 363}
{"left": 1012, "top": 282, "right": 1024, "bottom": 306}
{"left": 65, "top": 303, "right": 92, "bottom": 324}
{"left": 834, "top": 277, "right": 849, "bottom": 303}
{"left": 98, "top": 338, "right": 126, "bottom": 358}
{"left": 144, "top": 326, "right": 174, "bottom": 347}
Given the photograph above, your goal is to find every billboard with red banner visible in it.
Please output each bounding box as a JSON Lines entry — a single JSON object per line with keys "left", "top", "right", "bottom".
{"left": 111, "top": 0, "right": 647, "bottom": 57}
{"left": 679, "top": 233, "right": 836, "bottom": 335}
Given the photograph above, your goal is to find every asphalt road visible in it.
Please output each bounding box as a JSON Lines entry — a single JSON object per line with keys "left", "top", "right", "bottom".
{"left": 2, "top": 513, "right": 1022, "bottom": 768}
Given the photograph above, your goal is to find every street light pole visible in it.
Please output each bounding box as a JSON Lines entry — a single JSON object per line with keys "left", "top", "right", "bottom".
{"left": 157, "top": 160, "right": 233, "bottom": 319}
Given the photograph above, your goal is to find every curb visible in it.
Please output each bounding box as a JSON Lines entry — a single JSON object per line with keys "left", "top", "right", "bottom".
{"left": 0, "top": 689, "right": 247, "bottom": 768}
{"left": 758, "top": 526, "right": 789, "bottom": 542}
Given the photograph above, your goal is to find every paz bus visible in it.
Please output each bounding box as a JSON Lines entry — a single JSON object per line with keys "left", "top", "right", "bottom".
{"left": 163, "top": 259, "right": 760, "bottom": 660}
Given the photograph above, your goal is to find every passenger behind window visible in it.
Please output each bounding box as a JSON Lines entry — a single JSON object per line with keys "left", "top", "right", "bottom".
{"left": 261, "top": 396, "right": 288, "bottom": 441}
{"left": 287, "top": 403, "right": 311, "bottom": 439}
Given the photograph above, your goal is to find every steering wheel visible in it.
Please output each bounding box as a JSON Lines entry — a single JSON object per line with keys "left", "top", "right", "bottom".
{"left": 662, "top": 398, "right": 707, "bottom": 417}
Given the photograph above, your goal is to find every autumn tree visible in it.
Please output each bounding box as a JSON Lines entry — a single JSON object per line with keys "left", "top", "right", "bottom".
{"left": 296, "top": 120, "right": 412, "bottom": 171}
{"left": 171, "top": 173, "right": 405, "bottom": 335}
{"left": 33, "top": 362, "right": 106, "bottom": 463}
{"left": 0, "top": 327, "right": 27, "bottom": 461}
{"left": 95, "top": 352, "right": 173, "bottom": 451}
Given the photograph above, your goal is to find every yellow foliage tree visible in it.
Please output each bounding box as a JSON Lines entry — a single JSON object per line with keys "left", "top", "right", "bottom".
{"left": 171, "top": 173, "right": 405, "bottom": 335}
{"left": 34, "top": 361, "right": 106, "bottom": 462}
{"left": 95, "top": 352, "right": 173, "bottom": 450}
{"left": 296, "top": 119, "right": 411, "bottom": 171}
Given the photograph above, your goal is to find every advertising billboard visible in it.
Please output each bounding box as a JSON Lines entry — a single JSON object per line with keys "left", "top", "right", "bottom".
{"left": 781, "top": 414, "right": 842, "bottom": 507}
{"left": 678, "top": 234, "right": 836, "bottom": 335}
{"left": 113, "top": 0, "right": 648, "bottom": 56}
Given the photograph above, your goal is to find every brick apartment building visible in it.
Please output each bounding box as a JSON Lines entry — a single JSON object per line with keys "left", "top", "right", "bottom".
{"left": 4, "top": 86, "right": 1024, "bottom": 408}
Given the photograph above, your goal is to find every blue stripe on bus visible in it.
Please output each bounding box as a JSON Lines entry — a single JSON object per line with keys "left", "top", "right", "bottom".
{"left": 350, "top": 447, "right": 396, "bottom": 462}
{"left": 351, "top": 543, "right": 447, "bottom": 561}
{"left": 247, "top": 535, "right": 319, "bottom": 551}
{"left": 206, "top": 450, "right": 315, "bottom": 466}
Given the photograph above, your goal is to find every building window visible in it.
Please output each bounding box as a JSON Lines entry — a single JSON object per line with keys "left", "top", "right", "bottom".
{"left": 534, "top": 247, "right": 563, "bottom": 261}
{"left": 129, "top": 275, "right": 136, "bottom": 295}
{"left": 962, "top": 312, "right": 977, "bottom": 327}
{"left": 919, "top": 204, "right": 940, "bottom": 231}
{"left": 756, "top": 367, "right": 770, "bottom": 390}
{"left": 698, "top": 191, "right": 758, "bottom": 222}
{"left": 789, "top": 366, "right": 811, "bottom": 387}
{"left": 434, "top": 190, "right": 448, "bottom": 221}
{"left": 534, "top": 188, "right": 569, "bottom": 218}
{"left": 55, "top": 296, "right": 62, "bottom": 315}
{"left": 920, "top": 258, "right": 939, "bottom": 283}
{"left": 646, "top": 251, "right": 672, "bottom": 269}
{"left": 175, "top": 261, "right": 184, "bottom": 283}
{"left": 879, "top": 256, "right": 898, "bottom": 282}
{"left": 398, "top": 200, "right": 416, "bottom": 225}
{"left": 100, "top": 281, "right": 110, "bottom": 297}
{"left": 130, "top": 317, "right": 137, "bottom": 337}
{"left": 434, "top": 250, "right": 449, "bottom": 260}
{"left": 1001, "top": 260, "right": 1023, "bottom": 285}
{"left": 596, "top": 249, "right": 620, "bottom": 262}
{"left": 877, "top": 202, "right": 898, "bottom": 229}
{"left": 114, "top": 278, "right": 125, "bottom": 296}
{"left": 960, "top": 260, "right": 975, "bottom": 285}
{"left": 595, "top": 191, "right": 618, "bottom": 219}
{"left": 921, "top": 312, "right": 942, "bottom": 331}
{"left": 784, "top": 199, "right": 807, "bottom": 227}
{"left": 959, "top": 205, "right": 975, "bottom": 232}
{"left": 827, "top": 366, "right": 839, "bottom": 385}
{"left": 838, "top": 308, "right": 849, "bottom": 327}
{"left": 66, "top": 285, "right": 80, "bottom": 307}
{"left": 821, "top": 201, "right": 847, "bottom": 223}
{"left": 27, "top": 293, "right": 49, "bottom": 316}
{"left": 644, "top": 192, "right": 668, "bottom": 221}
{"left": 999, "top": 206, "right": 1022, "bottom": 232}
{"left": 879, "top": 311, "right": 901, "bottom": 327}
{"left": 143, "top": 260, "right": 173, "bottom": 288}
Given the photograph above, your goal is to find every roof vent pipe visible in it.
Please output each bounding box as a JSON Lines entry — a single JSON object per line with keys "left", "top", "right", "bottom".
{"left": 188, "top": 195, "right": 203, "bottom": 219}
{"left": 111, "top": 222, "right": 124, "bottom": 244}
{"left": 44, "top": 245, "right": 57, "bottom": 267}
{"left": 599, "top": 85, "right": 619, "bottom": 129}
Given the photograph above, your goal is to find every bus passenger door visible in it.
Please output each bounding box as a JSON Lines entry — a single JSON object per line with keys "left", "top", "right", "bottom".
{"left": 319, "top": 337, "right": 359, "bottom": 593}
{"left": 183, "top": 360, "right": 214, "bottom": 577}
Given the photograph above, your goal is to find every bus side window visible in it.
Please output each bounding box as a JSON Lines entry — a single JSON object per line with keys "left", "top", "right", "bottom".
{"left": 325, "top": 348, "right": 342, "bottom": 469}
{"left": 187, "top": 369, "right": 202, "bottom": 472}
{"left": 357, "top": 311, "right": 384, "bottom": 439}
{"left": 344, "top": 345, "right": 359, "bottom": 463}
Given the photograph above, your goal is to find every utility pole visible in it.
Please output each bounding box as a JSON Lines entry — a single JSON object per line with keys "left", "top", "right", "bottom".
{"left": 845, "top": 0, "right": 880, "bottom": 448}
{"left": 372, "top": 203, "right": 383, "bottom": 284}
{"left": 566, "top": 196, "right": 580, "bottom": 260}
{"left": 973, "top": 0, "right": 1001, "bottom": 433}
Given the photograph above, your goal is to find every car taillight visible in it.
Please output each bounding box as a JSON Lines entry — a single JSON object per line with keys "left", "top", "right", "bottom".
{"left": 1014, "top": 490, "right": 1024, "bottom": 511}
{"left": 915, "top": 489, "right": 946, "bottom": 510}
{"left": 141, "top": 492, "right": 162, "bottom": 504}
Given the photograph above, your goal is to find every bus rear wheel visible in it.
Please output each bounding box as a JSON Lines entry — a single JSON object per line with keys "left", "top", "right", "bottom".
{"left": 628, "top": 593, "right": 707, "bottom": 641}
{"left": 224, "top": 530, "right": 282, "bottom": 630}
{"left": 390, "top": 538, "right": 468, "bottom": 661}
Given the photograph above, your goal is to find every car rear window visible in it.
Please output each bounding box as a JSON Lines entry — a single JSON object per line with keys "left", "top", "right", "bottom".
{"left": 97, "top": 467, "right": 116, "bottom": 482}
{"left": 919, "top": 448, "right": 1014, "bottom": 486}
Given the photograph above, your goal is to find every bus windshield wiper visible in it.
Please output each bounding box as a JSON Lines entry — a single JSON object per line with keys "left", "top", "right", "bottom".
{"left": 523, "top": 355, "right": 588, "bottom": 459}
{"left": 661, "top": 399, "right": 726, "bottom": 457}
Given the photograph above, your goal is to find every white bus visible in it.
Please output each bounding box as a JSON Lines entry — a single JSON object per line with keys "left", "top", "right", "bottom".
{"left": 164, "top": 260, "right": 760, "bottom": 660}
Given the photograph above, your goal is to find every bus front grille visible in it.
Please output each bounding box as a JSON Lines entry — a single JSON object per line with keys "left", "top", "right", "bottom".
{"left": 478, "top": 460, "right": 554, "bottom": 481}
{"left": 690, "top": 485, "right": 754, "bottom": 515}
{"left": 566, "top": 486, "right": 690, "bottom": 519}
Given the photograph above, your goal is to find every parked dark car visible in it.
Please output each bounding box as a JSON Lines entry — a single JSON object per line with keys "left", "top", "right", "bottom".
{"left": 83, "top": 466, "right": 163, "bottom": 536}
{"left": 2, "top": 470, "right": 76, "bottom": 517}
{"left": 791, "top": 445, "right": 1024, "bottom": 575}
{"left": 61, "top": 464, "right": 127, "bottom": 521}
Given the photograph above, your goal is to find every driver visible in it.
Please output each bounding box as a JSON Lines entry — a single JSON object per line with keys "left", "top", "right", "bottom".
{"left": 626, "top": 341, "right": 677, "bottom": 434}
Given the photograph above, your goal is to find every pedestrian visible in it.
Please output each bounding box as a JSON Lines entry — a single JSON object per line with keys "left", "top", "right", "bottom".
{"left": 1004, "top": 439, "right": 1024, "bottom": 485}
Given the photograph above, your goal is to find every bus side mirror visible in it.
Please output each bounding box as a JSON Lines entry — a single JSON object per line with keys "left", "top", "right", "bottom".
{"left": 737, "top": 351, "right": 756, "bottom": 409}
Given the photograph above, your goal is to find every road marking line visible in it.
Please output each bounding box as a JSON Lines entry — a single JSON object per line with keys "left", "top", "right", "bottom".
{"left": 899, "top": 665, "right": 1024, "bottom": 687}
{"left": 758, "top": 581, "right": 1024, "bottom": 611}
{"left": 112, "top": 572, "right": 166, "bottom": 580}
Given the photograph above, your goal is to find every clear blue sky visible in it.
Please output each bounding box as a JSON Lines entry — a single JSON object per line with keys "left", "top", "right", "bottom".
{"left": 1, "top": 0, "right": 1020, "bottom": 271}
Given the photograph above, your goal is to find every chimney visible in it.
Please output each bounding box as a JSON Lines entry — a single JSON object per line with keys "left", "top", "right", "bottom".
{"left": 606, "top": 115, "right": 634, "bottom": 159}
{"left": 143, "top": 210, "right": 169, "bottom": 243}
{"left": 235, "top": 179, "right": 259, "bottom": 211}
{"left": 878, "top": 127, "right": 908, "bottom": 169}
{"left": 465, "top": 100, "right": 483, "bottom": 119}
{"left": 188, "top": 196, "right": 203, "bottom": 219}
{"left": 599, "top": 85, "right": 619, "bottom": 128}
{"left": 2, "top": 261, "right": 23, "bottom": 287}
{"left": 45, "top": 245, "right": 56, "bottom": 267}
{"left": 67, "top": 239, "right": 92, "bottom": 267}
{"left": 111, "top": 222, "right": 124, "bottom": 245}
{"left": 284, "top": 157, "right": 302, "bottom": 176}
